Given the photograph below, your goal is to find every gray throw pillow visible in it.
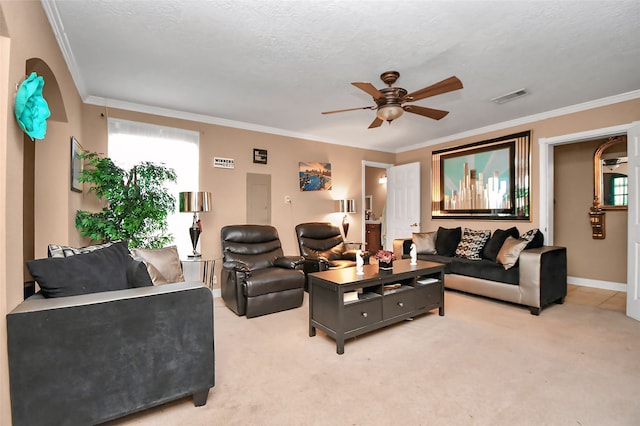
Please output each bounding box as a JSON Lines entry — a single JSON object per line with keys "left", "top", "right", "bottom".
{"left": 27, "top": 242, "right": 131, "bottom": 298}
{"left": 126, "top": 259, "right": 154, "bottom": 288}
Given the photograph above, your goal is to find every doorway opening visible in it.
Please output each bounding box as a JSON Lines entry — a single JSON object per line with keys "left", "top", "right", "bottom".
{"left": 540, "top": 122, "right": 639, "bottom": 320}
{"left": 362, "top": 161, "right": 392, "bottom": 250}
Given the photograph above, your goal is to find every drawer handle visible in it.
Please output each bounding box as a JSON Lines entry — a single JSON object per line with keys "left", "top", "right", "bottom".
{"left": 361, "top": 312, "right": 368, "bottom": 318}
{"left": 398, "top": 302, "right": 404, "bottom": 307}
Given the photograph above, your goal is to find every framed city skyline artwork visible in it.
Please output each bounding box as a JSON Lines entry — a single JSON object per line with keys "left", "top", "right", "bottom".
{"left": 299, "top": 162, "right": 332, "bottom": 191}
{"left": 431, "top": 131, "right": 531, "bottom": 220}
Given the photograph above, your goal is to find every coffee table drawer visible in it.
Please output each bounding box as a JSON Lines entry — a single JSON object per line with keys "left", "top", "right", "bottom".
{"left": 415, "top": 282, "right": 442, "bottom": 309}
{"left": 383, "top": 291, "right": 415, "bottom": 318}
{"left": 344, "top": 299, "right": 382, "bottom": 331}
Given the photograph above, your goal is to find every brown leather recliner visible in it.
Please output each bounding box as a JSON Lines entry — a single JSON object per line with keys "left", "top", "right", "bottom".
{"left": 295, "top": 222, "right": 370, "bottom": 287}
{"left": 221, "top": 225, "right": 305, "bottom": 318}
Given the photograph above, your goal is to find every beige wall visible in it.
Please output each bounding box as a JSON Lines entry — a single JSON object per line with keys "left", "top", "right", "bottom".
{"left": 1, "top": 30, "right": 11, "bottom": 426}
{"left": 81, "top": 105, "right": 395, "bottom": 281}
{"left": 1, "top": 1, "right": 84, "bottom": 424}
{"left": 396, "top": 98, "right": 640, "bottom": 237}
{"left": 554, "top": 139, "right": 627, "bottom": 283}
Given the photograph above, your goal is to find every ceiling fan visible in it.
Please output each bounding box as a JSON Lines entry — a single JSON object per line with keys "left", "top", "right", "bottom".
{"left": 322, "top": 71, "right": 463, "bottom": 129}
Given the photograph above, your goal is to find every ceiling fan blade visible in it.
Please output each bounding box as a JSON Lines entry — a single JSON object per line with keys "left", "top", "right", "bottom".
{"left": 321, "top": 106, "right": 375, "bottom": 114}
{"left": 368, "top": 117, "right": 383, "bottom": 129}
{"left": 352, "top": 82, "right": 384, "bottom": 100}
{"left": 405, "top": 76, "right": 463, "bottom": 102}
{"left": 403, "top": 105, "right": 449, "bottom": 120}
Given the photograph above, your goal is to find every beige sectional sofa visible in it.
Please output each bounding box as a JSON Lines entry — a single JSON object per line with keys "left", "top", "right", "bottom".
{"left": 393, "top": 226, "right": 567, "bottom": 315}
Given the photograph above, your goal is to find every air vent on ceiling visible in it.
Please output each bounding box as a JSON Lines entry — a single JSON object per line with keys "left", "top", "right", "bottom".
{"left": 490, "top": 88, "right": 529, "bottom": 104}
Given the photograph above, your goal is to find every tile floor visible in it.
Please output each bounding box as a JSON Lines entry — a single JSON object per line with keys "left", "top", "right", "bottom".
{"left": 566, "top": 284, "right": 626, "bottom": 313}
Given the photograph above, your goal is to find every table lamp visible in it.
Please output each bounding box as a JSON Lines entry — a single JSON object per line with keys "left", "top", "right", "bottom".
{"left": 179, "top": 191, "right": 212, "bottom": 257}
{"left": 337, "top": 199, "right": 356, "bottom": 238}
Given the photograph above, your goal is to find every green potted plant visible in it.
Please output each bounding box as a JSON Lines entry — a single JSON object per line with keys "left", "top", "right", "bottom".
{"left": 75, "top": 151, "right": 177, "bottom": 248}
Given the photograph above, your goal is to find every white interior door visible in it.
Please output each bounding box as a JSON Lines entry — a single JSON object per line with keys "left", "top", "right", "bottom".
{"left": 385, "top": 162, "right": 421, "bottom": 249}
{"left": 627, "top": 123, "right": 640, "bottom": 321}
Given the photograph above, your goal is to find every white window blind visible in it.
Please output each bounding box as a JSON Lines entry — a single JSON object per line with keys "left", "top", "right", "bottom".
{"left": 108, "top": 118, "right": 199, "bottom": 256}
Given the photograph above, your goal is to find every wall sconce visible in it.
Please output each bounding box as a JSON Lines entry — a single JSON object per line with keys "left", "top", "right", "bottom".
{"left": 378, "top": 174, "right": 387, "bottom": 184}
{"left": 589, "top": 198, "right": 606, "bottom": 239}
{"left": 336, "top": 199, "right": 356, "bottom": 238}
{"left": 179, "top": 191, "right": 212, "bottom": 257}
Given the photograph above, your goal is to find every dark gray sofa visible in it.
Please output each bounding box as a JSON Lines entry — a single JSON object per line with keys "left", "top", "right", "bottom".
{"left": 7, "top": 281, "right": 215, "bottom": 425}
{"left": 393, "top": 228, "right": 567, "bottom": 315}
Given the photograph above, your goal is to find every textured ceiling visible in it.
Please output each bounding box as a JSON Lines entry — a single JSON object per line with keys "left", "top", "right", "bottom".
{"left": 43, "top": 0, "right": 640, "bottom": 152}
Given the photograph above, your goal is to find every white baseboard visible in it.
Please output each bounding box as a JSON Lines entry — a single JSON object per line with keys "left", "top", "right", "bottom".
{"left": 568, "top": 276, "right": 627, "bottom": 292}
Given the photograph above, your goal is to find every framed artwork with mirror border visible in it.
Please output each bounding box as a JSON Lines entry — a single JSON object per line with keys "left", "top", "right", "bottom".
{"left": 431, "top": 131, "right": 531, "bottom": 220}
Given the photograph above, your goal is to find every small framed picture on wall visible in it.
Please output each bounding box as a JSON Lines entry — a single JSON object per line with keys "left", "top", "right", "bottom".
{"left": 70, "top": 136, "right": 83, "bottom": 192}
{"left": 253, "top": 148, "right": 268, "bottom": 164}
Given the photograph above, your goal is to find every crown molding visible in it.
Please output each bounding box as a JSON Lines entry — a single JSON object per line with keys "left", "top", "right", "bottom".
{"left": 86, "top": 89, "right": 640, "bottom": 155}
{"left": 83, "top": 96, "right": 388, "bottom": 152}
{"left": 41, "top": 0, "right": 87, "bottom": 98}
{"left": 397, "top": 89, "right": 640, "bottom": 153}
{"left": 84, "top": 89, "right": 640, "bottom": 156}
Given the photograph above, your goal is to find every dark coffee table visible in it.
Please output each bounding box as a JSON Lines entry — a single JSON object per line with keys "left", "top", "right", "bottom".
{"left": 308, "top": 259, "right": 445, "bottom": 354}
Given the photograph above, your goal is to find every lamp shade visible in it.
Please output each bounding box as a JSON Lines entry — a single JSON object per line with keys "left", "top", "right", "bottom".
{"left": 179, "top": 191, "right": 212, "bottom": 213}
{"left": 337, "top": 199, "right": 356, "bottom": 213}
{"left": 376, "top": 104, "right": 404, "bottom": 122}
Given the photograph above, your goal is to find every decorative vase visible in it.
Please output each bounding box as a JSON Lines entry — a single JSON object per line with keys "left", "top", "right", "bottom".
{"left": 378, "top": 260, "right": 393, "bottom": 271}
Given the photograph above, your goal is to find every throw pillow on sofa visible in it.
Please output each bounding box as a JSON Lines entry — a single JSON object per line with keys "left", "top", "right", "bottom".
{"left": 482, "top": 227, "right": 519, "bottom": 262}
{"left": 48, "top": 241, "right": 119, "bottom": 258}
{"left": 131, "top": 245, "right": 185, "bottom": 285}
{"left": 521, "top": 228, "right": 544, "bottom": 249}
{"left": 455, "top": 228, "right": 491, "bottom": 260}
{"left": 435, "top": 227, "right": 462, "bottom": 257}
{"left": 412, "top": 232, "right": 437, "bottom": 255}
{"left": 27, "top": 241, "right": 133, "bottom": 298}
{"left": 47, "top": 240, "right": 153, "bottom": 288}
{"left": 496, "top": 236, "right": 529, "bottom": 270}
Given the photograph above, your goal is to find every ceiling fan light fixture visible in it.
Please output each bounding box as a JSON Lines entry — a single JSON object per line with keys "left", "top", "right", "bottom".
{"left": 376, "top": 104, "right": 404, "bottom": 122}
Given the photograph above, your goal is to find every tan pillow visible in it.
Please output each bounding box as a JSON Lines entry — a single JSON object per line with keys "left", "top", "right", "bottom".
{"left": 131, "top": 246, "right": 185, "bottom": 285}
{"left": 412, "top": 232, "right": 437, "bottom": 255}
{"left": 496, "top": 236, "right": 528, "bottom": 270}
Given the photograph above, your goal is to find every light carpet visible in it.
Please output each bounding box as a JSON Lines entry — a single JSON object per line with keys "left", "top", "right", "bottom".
{"left": 107, "top": 290, "right": 640, "bottom": 426}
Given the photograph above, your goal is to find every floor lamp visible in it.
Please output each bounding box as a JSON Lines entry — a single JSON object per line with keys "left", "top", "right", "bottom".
{"left": 179, "top": 191, "right": 212, "bottom": 257}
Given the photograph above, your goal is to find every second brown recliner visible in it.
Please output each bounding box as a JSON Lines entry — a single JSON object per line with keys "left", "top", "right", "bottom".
{"left": 295, "top": 222, "right": 370, "bottom": 289}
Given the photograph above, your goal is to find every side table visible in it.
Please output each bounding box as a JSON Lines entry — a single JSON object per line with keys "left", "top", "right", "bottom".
{"left": 181, "top": 257, "right": 215, "bottom": 289}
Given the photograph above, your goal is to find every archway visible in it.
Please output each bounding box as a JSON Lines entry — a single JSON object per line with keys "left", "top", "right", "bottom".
{"left": 22, "top": 58, "right": 67, "bottom": 297}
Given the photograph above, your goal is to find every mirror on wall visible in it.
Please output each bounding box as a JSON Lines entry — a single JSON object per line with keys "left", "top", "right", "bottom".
{"left": 594, "top": 135, "right": 627, "bottom": 210}
{"left": 364, "top": 195, "right": 373, "bottom": 219}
